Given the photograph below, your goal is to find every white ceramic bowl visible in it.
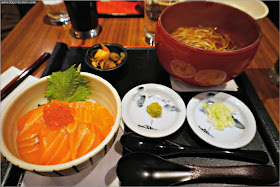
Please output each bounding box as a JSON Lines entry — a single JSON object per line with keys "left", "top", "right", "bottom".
{"left": 207, "top": 0, "right": 269, "bottom": 23}
{"left": 0, "top": 72, "right": 122, "bottom": 176}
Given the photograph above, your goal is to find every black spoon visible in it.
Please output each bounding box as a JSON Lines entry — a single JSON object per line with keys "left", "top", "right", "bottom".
{"left": 116, "top": 152, "right": 279, "bottom": 186}
{"left": 120, "top": 133, "right": 269, "bottom": 164}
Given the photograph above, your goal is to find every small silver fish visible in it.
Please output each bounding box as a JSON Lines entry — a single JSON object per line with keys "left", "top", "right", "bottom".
{"left": 137, "top": 95, "right": 146, "bottom": 107}
{"left": 136, "top": 86, "right": 145, "bottom": 107}
{"left": 233, "top": 117, "right": 245, "bottom": 129}
{"left": 164, "top": 104, "right": 181, "bottom": 112}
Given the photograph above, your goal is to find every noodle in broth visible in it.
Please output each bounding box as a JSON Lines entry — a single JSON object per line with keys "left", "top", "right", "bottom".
{"left": 171, "top": 25, "right": 237, "bottom": 51}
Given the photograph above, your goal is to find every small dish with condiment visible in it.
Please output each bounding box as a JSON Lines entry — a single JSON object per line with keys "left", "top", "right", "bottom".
{"left": 84, "top": 43, "right": 127, "bottom": 77}
{"left": 122, "top": 83, "right": 186, "bottom": 138}
{"left": 186, "top": 91, "right": 256, "bottom": 149}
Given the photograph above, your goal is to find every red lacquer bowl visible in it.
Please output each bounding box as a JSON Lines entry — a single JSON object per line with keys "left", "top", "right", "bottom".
{"left": 155, "top": 1, "right": 261, "bottom": 87}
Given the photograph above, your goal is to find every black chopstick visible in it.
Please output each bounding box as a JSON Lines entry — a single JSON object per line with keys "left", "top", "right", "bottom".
{"left": 1, "top": 52, "right": 51, "bottom": 101}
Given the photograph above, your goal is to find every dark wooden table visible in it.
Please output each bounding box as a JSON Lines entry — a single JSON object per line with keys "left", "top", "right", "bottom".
{"left": 1, "top": 1, "right": 279, "bottom": 130}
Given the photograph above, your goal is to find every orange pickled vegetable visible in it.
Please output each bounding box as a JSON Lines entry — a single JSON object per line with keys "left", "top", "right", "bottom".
{"left": 100, "top": 43, "right": 110, "bottom": 52}
{"left": 16, "top": 100, "right": 114, "bottom": 165}
{"left": 90, "top": 43, "right": 125, "bottom": 70}
{"left": 95, "top": 49, "right": 110, "bottom": 61}
{"left": 104, "top": 59, "right": 116, "bottom": 69}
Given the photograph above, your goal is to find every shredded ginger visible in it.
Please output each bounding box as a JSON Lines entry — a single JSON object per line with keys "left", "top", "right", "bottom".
{"left": 202, "top": 102, "right": 235, "bottom": 131}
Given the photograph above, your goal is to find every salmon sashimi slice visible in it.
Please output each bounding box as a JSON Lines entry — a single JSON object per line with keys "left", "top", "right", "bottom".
{"left": 17, "top": 106, "right": 45, "bottom": 141}
{"left": 17, "top": 106, "right": 45, "bottom": 164}
{"left": 96, "top": 107, "right": 114, "bottom": 135}
{"left": 16, "top": 100, "right": 114, "bottom": 165}
{"left": 76, "top": 122, "right": 104, "bottom": 158}
{"left": 17, "top": 136, "right": 40, "bottom": 164}
{"left": 68, "top": 121, "right": 88, "bottom": 160}
{"left": 44, "top": 129, "right": 71, "bottom": 165}
{"left": 67, "top": 101, "right": 105, "bottom": 160}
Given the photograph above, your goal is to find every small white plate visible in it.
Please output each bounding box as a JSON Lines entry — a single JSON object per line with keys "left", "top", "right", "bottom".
{"left": 122, "top": 83, "right": 186, "bottom": 138}
{"left": 187, "top": 92, "right": 256, "bottom": 149}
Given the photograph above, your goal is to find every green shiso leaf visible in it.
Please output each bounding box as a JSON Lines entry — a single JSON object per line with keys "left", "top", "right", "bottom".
{"left": 44, "top": 65, "right": 91, "bottom": 102}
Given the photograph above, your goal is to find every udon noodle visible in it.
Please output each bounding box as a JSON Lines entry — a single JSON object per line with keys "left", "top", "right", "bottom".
{"left": 171, "top": 25, "right": 237, "bottom": 51}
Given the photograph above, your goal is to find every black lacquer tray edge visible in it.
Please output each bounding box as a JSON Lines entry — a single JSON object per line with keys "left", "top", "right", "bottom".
{"left": 234, "top": 73, "right": 279, "bottom": 168}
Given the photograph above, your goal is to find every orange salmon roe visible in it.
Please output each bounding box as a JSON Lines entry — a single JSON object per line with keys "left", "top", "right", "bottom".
{"left": 43, "top": 103, "right": 75, "bottom": 129}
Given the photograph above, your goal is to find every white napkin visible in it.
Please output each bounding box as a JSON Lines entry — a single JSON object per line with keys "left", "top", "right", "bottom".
{"left": 170, "top": 76, "right": 239, "bottom": 92}
{"left": 1, "top": 66, "right": 123, "bottom": 186}
{"left": 1, "top": 66, "right": 39, "bottom": 113}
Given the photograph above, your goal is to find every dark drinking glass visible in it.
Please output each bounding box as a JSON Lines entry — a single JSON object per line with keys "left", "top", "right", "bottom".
{"left": 65, "top": 1, "right": 100, "bottom": 39}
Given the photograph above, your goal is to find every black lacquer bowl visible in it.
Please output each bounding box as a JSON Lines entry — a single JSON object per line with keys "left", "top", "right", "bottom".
{"left": 84, "top": 43, "right": 128, "bottom": 78}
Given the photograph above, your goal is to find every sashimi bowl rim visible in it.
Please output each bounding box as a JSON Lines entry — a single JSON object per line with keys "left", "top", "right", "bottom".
{"left": 0, "top": 72, "right": 122, "bottom": 172}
